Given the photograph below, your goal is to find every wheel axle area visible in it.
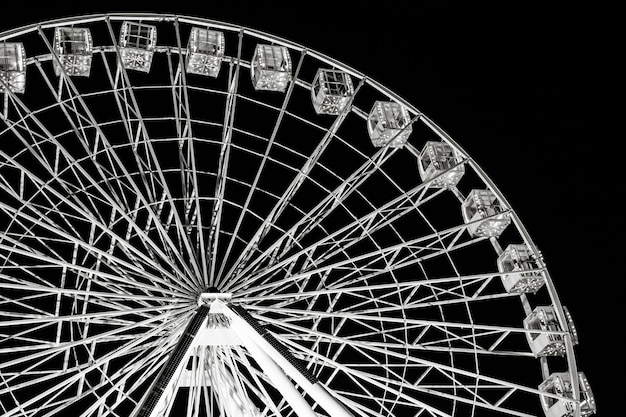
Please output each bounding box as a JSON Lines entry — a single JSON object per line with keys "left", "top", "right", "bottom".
{"left": 197, "top": 290, "right": 232, "bottom": 306}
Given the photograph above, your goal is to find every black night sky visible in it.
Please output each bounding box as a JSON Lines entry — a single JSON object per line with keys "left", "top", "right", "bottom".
{"left": 3, "top": 1, "right": 619, "bottom": 415}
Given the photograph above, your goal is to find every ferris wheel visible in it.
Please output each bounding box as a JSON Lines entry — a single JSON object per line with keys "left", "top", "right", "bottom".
{"left": 0, "top": 13, "right": 596, "bottom": 417}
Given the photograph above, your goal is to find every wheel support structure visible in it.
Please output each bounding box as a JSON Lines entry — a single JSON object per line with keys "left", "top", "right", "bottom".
{"left": 135, "top": 294, "right": 356, "bottom": 417}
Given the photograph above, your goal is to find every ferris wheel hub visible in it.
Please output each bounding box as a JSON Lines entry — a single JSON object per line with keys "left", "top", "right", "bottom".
{"left": 197, "top": 291, "right": 232, "bottom": 306}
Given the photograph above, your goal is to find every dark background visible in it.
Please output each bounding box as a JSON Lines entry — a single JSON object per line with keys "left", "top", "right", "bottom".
{"left": 4, "top": 1, "right": 617, "bottom": 414}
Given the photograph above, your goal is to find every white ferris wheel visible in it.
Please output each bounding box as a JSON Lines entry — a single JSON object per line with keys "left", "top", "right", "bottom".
{"left": 0, "top": 13, "right": 596, "bottom": 417}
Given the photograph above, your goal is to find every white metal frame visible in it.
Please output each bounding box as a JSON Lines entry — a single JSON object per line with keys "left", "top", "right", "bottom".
{"left": 0, "top": 13, "right": 589, "bottom": 417}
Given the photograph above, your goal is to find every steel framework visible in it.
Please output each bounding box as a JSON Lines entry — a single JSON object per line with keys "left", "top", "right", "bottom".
{"left": 0, "top": 13, "right": 595, "bottom": 417}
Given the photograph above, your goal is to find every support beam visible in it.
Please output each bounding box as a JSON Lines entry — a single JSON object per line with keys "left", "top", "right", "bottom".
{"left": 136, "top": 305, "right": 210, "bottom": 417}
{"left": 227, "top": 304, "right": 357, "bottom": 417}
{"left": 233, "top": 329, "right": 317, "bottom": 417}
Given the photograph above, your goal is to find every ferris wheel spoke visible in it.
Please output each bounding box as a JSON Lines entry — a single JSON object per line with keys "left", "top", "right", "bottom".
{"left": 88, "top": 145, "right": 200, "bottom": 289}
{"left": 249, "top": 306, "right": 564, "bottom": 351}
{"left": 236, "top": 271, "right": 504, "bottom": 303}
{"left": 280, "top": 337, "right": 453, "bottom": 417}
{"left": 0, "top": 303, "right": 188, "bottom": 363}
{"left": 301, "top": 275, "right": 513, "bottom": 318}
{"left": 275, "top": 336, "right": 548, "bottom": 416}
{"left": 0, "top": 96, "right": 66, "bottom": 182}
{"left": 254, "top": 314, "right": 536, "bottom": 369}
{"left": 0, "top": 106, "right": 199, "bottom": 291}
{"left": 70, "top": 357, "right": 163, "bottom": 417}
{"left": 1, "top": 62, "right": 131, "bottom": 220}
{"left": 293, "top": 191, "right": 467, "bottom": 275}
{"left": 237, "top": 209, "right": 509, "bottom": 303}
{"left": 227, "top": 184, "right": 447, "bottom": 300}
{"left": 295, "top": 320, "right": 531, "bottom": 359}
{"left": 0, "top": 203, "right": 192, "bottom": 296}
{"left": 169, "top": 18, "right": 194, "bottom": 142}
{"left": 92, "top": 21, "right": 205, "bottom": 286}
{"left": 168, "top": 22, "right": 211, "bottom": 287}
{"left": 31, "top": 51, "right": 145, "bottom": 223}
{"left": 0, "top": 240, "right": 189, "bottom": 299}
{"left": 232, "top": 221, "right": 471, "bottom": 299}
{"left": 1, "top": 315, "right": 179, "bottom": 417}
{"left": 0, "top": 307, "right": 189, "bottom": 410}
{"left": 222, "top": 95, "right": 354, "bottom": 287}
{"left": 319, "top": 353, "right": 413, "bottom": 417}
{"left": 76, "top": 329, "right": 185, "bottom": 417}
{"left": 4, "top": 265, "right": 191, "bottom": 317}
{"left": 214, "top": 50, "right": 306, "bottom": 286}
{"left": 225, "top": 181, "right": 447, "bottom": 295}
{"left": 0, "top": 280, "right": 187, "bottom": 304}
{"left": 0, "top": 314, "right": 58, "bottom": 343}
{"left": 0, "top": 303, "right": 188, "bottom": 329}
{"left": 227, "top": 144, "right": 399, "bottom": 284}
{"left": 97, "top": 35, "right": 159, "bottom": 204}
{"left": 206, "top": 30, "right": 243, "bottom": 287}
{"left": 280, "top": 335, "right": 538, "bottom": 417}
{"left": 236, "top": 114, "right": 421, "bottom": 282}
